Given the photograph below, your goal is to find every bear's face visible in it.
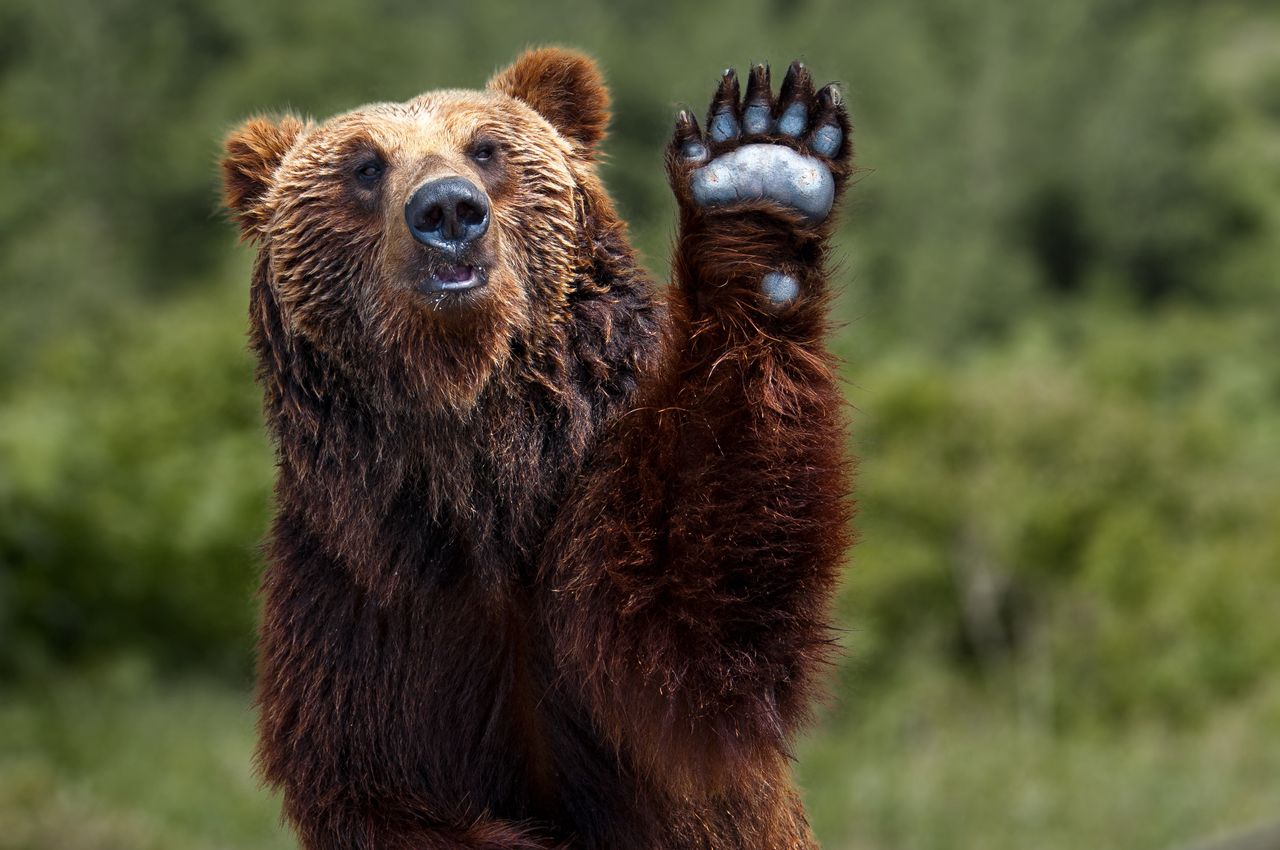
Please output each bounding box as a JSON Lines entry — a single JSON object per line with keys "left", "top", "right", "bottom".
{"left": 222, "top": 49, "right": 611, "bottom": 412}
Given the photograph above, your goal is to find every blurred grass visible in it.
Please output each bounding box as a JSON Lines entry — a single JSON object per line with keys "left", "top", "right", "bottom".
{"left": 0, "top": 665, "right": 284, "bottom": 850}
{"left": 2, "top": 0, "right": 1280, "bottom": 846}
{"left": 797, "top": 667, "right": 1280, "bottom": 850}
{"left": 2, "top": 665, "right": 1277, "bottom": 850}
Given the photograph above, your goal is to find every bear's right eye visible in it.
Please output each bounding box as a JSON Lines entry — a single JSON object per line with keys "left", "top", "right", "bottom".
{"left": 354, "top": 160, "right": 385, "bottom": 183}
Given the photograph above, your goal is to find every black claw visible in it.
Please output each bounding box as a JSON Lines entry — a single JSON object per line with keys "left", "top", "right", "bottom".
{"left": 674, "top": 109, "right": 701, "bottom": 141}
{"left": 745, "top": 63, "right": 771, "bottom": 97}
{"left": 742, "top": 63, "right": 773, "bottom": 136}
{"left": 707, "top": 68, "right": 741, "bottom": 143}
{"left": 817, "top": 83, "right": 843, "bottom": 111}
{"left": 777, "top": 60, "right": 814, "bottom": 107}
{"left": 713, "top": 68, "right": 740, "bottom": 106}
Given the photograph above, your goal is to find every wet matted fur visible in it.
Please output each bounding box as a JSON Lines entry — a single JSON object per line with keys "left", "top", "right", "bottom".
{"left": 222, "top": 47, "right": 853, "bottom": 850}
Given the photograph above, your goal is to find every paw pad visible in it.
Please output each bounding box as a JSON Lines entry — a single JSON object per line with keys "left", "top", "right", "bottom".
{"left": 690, "top": 146, "right": 834, "bottom": 223}
{"left": 673, "top": 60, "right": 848, "bottom": 223}
{"left": 777, "top": 102, "right": 808, "bottom": 137}
{"left": 810, "top": 125, "right": 842, "bottom": 158}
{"left": 681, "top": 140, "right": 709, "bottom": 163}
{"left": 708, "top": 110, "right": 739, "bottom": 144}
{"left": 743, "top": 101, "right": 772, "bottom": 136}
{"left": 760, "top": 271, "right": 800, "bottom": 309}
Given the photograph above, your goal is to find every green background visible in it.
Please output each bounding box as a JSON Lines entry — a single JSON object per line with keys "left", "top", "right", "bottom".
{"left": 2, "top": 0, "right": 1279, "bottom": 848}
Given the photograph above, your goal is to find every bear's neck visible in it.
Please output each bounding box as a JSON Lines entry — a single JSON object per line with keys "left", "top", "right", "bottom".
{"left": 264, "top": 357, "right": 586, "bottom": 595}
{"left": 255, "top": 258, "right": 659, "bottom": 595}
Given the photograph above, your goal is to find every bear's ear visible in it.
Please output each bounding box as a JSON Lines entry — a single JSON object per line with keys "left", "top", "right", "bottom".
{"left": 221, "top": 114, "right": 305, "bottom": 240}
{"left": 488, "top": 47, "right": 610, "bottom": 155}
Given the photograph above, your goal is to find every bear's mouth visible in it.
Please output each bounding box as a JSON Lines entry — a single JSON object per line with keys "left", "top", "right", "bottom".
{"left": 419, "top": 263, "right": 487, "bottom": 293}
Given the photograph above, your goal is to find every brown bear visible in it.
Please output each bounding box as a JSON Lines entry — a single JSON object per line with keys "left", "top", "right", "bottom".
{"left": 221, "top": 48, "right": 853, "bottom": 850}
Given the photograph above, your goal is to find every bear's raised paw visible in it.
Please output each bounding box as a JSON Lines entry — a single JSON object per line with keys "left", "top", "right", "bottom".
{"left": 669, "top": 61, "right": 850, "bottom": 225}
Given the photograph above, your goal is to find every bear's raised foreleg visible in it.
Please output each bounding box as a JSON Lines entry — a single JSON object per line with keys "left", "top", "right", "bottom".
{"left": 543, "top": 60, "right": 853, "bottom": 799}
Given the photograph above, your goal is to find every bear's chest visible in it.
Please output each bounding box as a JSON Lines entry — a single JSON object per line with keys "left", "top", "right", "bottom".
{"left": 341, "top": 579, "right": 566, "bottom": 821}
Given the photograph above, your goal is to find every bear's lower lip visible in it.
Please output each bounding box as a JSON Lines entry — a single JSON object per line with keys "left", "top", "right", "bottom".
{"left": 420, "top": 264, "right": 486, "bottom": 293}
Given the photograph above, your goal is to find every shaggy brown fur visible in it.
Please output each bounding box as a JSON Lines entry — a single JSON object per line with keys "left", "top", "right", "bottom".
{"left": 222, "top": 47, "right": 853, "bottom": 850}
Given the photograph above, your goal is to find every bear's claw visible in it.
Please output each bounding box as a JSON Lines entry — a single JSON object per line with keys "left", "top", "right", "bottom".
{"left": 674, "top": 59, "right": 848, "bottom": 223}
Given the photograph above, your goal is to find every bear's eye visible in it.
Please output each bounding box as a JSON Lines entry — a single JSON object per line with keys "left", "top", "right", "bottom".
{"left": 354, "top": 160, "right": 385, "bottom": 183}
{"left": 470, "top": 141, "right": 497, "bottom": 163}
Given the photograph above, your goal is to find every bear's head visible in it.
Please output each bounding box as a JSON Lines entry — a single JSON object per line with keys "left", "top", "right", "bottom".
{"left": 221, "top": 48, "right": 615, "bottom": 413}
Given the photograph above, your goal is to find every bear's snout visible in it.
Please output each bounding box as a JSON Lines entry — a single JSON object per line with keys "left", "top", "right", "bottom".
{"left": 405, "top": 177, "right": 491, "bottom": 255}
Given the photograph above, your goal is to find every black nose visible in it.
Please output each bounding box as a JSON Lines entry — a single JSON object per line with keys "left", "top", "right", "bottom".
{"left": 404, "top": 177, "right": 490, "bottom": 251}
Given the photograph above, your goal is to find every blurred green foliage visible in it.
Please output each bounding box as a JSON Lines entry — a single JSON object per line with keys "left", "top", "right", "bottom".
{"left": 3, "top": 665, "right": 1278, "bottom": 850}
{"left": 1, "top": 0, "right": 1280, "bottom": 846}
{"left": 0, "top": 281, "right": 269, "bottom": 676}
{"left": 847, "top": 311, "right": 1280, "bottom": 723}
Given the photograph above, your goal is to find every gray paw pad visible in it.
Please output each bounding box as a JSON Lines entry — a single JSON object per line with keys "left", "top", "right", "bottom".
{"left": 681, "top": 140, "right": 709, "bottom": 163}
{"left": 689, "top": 144, "right": 835, "bottom": 223}
{"left": 777, "top": 102, "right": 807, "bottom": 137}
{"left": 743, "top": 102, "right": 771, "bottom": 135}
{"left": 709, "top": 110, "right": 739, "bottom": 143}
{"left": 810, "top": 124, "right": 843, "bottom": 158}
{"left": 760, "top": 272, "right": 800, "bottom": 308}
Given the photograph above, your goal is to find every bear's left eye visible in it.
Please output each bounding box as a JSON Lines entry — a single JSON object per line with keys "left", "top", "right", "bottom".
{"left": 354, "top": 160, "right": 385, "bottom": 183}
{"left": 470, "top": 141, "right": 497, "bottom": 163}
